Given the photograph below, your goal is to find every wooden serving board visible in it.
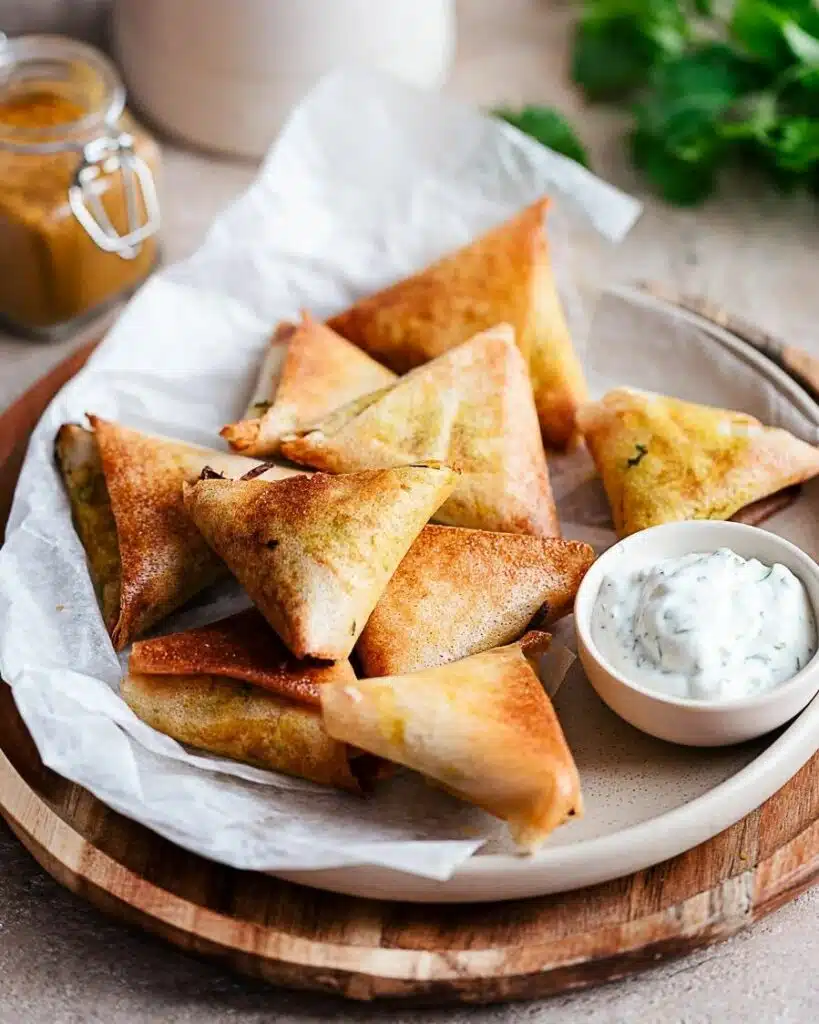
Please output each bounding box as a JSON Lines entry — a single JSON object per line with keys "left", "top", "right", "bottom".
{"left": 1, "top": 300, "right": 819, "bottom": 1005}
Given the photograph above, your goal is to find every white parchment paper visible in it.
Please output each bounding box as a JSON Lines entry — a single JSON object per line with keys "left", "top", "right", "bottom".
{"left": 0, "top": 69, "right": 641, "bottom": 879}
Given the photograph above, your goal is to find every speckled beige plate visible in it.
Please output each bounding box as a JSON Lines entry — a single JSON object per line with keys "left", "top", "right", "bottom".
{"left": 277, "top": 285, "right": 819, "bottom": 901}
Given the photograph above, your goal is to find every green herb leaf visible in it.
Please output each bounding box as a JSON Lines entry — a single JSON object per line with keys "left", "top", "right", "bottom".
{"left": 718, "top": 91, "right": 779, "bottom": 140}
{"left": 783, "top": 21, "right": 819, "bottom": 64}
{"left": 732, "top": 0, "right": 819, "bottom": 68}
{"left": 632, "top": 129, "right": 719, "bottom": 204}
{"left": 573, "top": 17, "right": 662, "bottom": 99}
{"left": 569, "top": 0, "right": 819, "bottom": 204}
{"left": 639, "top": 44, "right": 762, "bottom": 130}
{"left": 760, "top": 115, "right": 819, "bottom": 170}
{"left": 731, "top": 0, "right": 793, "bottom": 68}
{"left": 572, "top": 2, "right": 689, "bottom": 100}
{"left": 777, "top": 62, "right": 819, "bottom": 117}
{"left": 630, "top": 44, "right": 759, "bottom": 201}
{"left": 493, "top": 106, "right": 591, "bottom": 167}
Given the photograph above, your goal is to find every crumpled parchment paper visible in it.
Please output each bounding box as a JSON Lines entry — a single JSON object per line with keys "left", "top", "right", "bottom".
{"left": 0, "top": 69, "right": 641, "bottom": 879}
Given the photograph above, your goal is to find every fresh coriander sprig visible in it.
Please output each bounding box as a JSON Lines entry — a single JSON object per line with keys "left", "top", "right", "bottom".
{"left": 499, "top": 1, "right": 819, "bottom": 205}
{"left": 493, "top": 106, "right": 591, "bottom": 168}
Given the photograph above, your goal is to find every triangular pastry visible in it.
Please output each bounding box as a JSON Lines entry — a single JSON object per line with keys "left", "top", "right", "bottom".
{"left": 221, "top": 313, "right": 396, "bottom": 457}
{"left": 182, "top": 464, "right": 457, "bottom": 660}
{"left": 123, "top": 609, "right": 378, "bottom": 791}
{"left": 357, "top": 525, "right": 595, "bottom": 676}
{"left": 577, "top": 388, "right": 819, "bottom": 537}
{"left": 327, "top": 198, "right": 587, "bottom": 448}
{"left": 321, "top": 632, "right": 582, "bottom": 851}
{"left": 55, "top": 417, "right": 303, "bottom": 648}
{"left": 280, "top": 325, "right": 560, "bottom": 537}
{"left": 241, "top": 320, "right": 296, "bottom": 419}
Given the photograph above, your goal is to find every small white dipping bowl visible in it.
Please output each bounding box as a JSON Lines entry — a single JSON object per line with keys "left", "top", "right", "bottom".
{"left": 574, "top": 520, "right": 819, "bottom": 747}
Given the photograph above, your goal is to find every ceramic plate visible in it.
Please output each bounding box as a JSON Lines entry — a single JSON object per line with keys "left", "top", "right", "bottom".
{"left": 276, "top": 286, "right": 819, "bottom": 901}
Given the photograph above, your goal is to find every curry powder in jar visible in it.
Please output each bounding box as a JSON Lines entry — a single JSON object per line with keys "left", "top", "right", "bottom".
{"left": 0, "top": 35, "right": 160, "bottom": 337}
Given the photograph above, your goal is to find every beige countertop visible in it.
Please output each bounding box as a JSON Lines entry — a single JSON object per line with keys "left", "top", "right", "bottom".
{"left": 1, "top": 2, "right": 818, "bottom": 1021}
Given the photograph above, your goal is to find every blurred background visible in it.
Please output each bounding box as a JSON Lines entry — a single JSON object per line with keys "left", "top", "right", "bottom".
{"left": 2, "top": 0, "right": 110, "bottom": 44}
{"left": 1, "top": 0, "right": 816, "bottom": 408}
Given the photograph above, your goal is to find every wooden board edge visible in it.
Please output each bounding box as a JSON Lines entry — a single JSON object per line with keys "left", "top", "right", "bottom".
{"left": 0, "top": 338, "right": 99, "bottom": 544}
{"left": 1, "top": 737, "right": 818, "bottom": 1004}
{"left": 0, "top": 338, "right": 99, "bottom": 467}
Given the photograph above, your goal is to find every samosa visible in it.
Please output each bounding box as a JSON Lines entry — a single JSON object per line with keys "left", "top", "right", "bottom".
{"left": 240, "top": 320, "right": 296, "bottom": 421}
{"left": 578, "top": 388, "right": 819, "bottom": 537}
{"left": 327, "top": 198, "right": 587, "bottom": 449}
{"left": 358, "top": 526, "right": 595, "bottom": 676}
{"left": 280, "top": 325, "right": 560, "bottom": 538}
{"left": 56, "top": 417, "right": 303, "bottom": 649}
{"left": 322, "top": 632, "right": 582, "bottom": 851}
{"left": 221, "top": 313, "right": 396, "bottom": 457}
{"left": 123, "top": 609, "right": 380, "bottom": 791}
{"left": 182, "top": 464, "right": 457, "bottom": 660}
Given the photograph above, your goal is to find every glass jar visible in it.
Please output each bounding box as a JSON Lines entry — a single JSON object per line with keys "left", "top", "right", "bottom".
{"left": 0, "top": 35, "right": 161, "bottom": 338}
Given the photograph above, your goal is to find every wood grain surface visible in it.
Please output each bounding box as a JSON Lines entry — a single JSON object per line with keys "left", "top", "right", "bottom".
{"left": 0, "top": 308, "right": 817, "bottom": 1005}
{"left": 0, "top": 337, "right": 98, "bottom": 544}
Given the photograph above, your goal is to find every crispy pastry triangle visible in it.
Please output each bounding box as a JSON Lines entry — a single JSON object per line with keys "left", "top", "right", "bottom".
{"left": 357, "top": 526, "right": 595, "bottom": 676}
{"left": 280, "top": 325, "right": 560, "bottom": 537}
{"left": 129, "top": 607, "right": 343, "bottom": 705}
{"left": 327, "top": 198, "right": 587, "bottom": 448}
{"left": 221, "top": 314, "right": 396, "bottom": 457}
{"left": 242, "top": 320, "right": 297, "bottom": 418}
{"left": 322, "top": 632, "right": 582, "bottom": 851}
{"left": 578, "top": 388, "right": 819, "bottom": 537}
{"left": 182, "top": 464, "right": 458, "bottom": 660}
{"left": 124, "top": 610, "right": 375, "bottom": 791}
{"left": 56, "top": 418, "right": 303, "bottom": 649}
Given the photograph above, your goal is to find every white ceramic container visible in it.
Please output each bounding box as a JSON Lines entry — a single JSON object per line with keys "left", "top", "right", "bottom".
{"left": 112, "top": 0, "right": 456, "bottom": 158}
{"left": 574, "top": 520, "right": 819, "bottom": 747}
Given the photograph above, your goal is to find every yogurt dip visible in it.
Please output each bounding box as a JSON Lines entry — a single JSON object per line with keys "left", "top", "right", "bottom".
{"left": 591, "top": 547, "right": 817, "bottom": 701}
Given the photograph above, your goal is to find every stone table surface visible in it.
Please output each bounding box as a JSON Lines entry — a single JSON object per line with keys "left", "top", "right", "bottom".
{"left": 1, "top": 2, "right": 818, "bottom": 1021}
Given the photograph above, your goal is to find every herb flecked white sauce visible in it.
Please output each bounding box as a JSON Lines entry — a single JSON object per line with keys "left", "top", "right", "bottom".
{"left": 591, "top": 548, "right": 817, "bottom": 701}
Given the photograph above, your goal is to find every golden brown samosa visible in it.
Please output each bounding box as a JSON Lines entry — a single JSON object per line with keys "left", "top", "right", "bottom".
{"left": 221, "top": 313, "right": 396, "bottom": 457}
{"left": 123, "top": 609, "right": 379, "bottom": 791}
{"left": 357, "top": 526, "right": 595, "bottom": 676}
{"left": 578, "top": 388, "right": 819, "bottom": 537}
{"left": 322, "top": 632, "right": 582, "bottom": 851}
{"left": 327, "top": 198, "right": 587, "bottom": 449}
{"left": 182, "top": 464, "right": 457, "bottom": 660}
{"left": 56, "top": 417, "right": 304, "bottom": 649}
{"left": 280, "top": 325, "right": 560, "bottom": 538}
{"left": 241, "top": 320, "right": 297, "bottom": 421}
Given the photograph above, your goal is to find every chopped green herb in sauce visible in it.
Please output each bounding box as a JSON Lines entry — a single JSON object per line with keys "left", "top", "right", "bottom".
{"left": 591, "top": 548, "right": 817, "bottom": 702}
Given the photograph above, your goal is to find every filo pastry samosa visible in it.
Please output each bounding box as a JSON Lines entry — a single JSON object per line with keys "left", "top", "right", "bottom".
{"left": 281, "top": 325, "right": 560, "bottom": 538}
{"left": 183, "top": 464, "right": 457, "bottom": 660}
{"left": 123, "top": 609, "right": 381, "bottom": 791}
{"left": 578, "top": 388, "right": 819, "bottom": 538}
{"left": 56, "top": 417, "right": 305, "bottom": 649}
{"left": 357, "top": 526, "right": 595, "bottom": 676}
{"left": 239, "top": 320, "right": 296, "bottom": 421}
{"left": 327, "top": 198, "right": 587, "bottom": 449}
{"left": 221, "top": 313, "right": 396, "bottom": 458}
{"left": 322, "top": 632, "right": 582, "bottom": 851}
